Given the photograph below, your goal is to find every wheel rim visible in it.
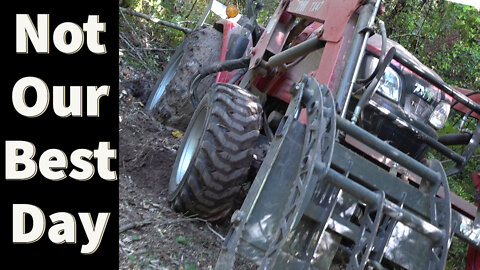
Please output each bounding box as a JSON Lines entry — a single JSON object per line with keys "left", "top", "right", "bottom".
{"left": 147, "top": 52, "right": 183, "bottom": 110}
{"left": 175, "top": 105, "right": 207, "bottom": 184}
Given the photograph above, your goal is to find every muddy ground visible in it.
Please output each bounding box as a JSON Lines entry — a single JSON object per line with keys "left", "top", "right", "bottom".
{"left": 118, "top": 62, "right": 253, "bottom": 270}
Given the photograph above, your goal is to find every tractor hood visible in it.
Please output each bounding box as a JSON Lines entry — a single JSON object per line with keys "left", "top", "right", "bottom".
{"left": 366, "top": 34, "right": 443, "bottom": 82}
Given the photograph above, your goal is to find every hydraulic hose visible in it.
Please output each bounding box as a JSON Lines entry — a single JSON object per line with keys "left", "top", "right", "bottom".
{"left": 351, "top": 47, "right": 396, "bottom": 124}
{"left": 189, "top": 57, "right": 251, "bottom": 107}
{"left": 357, "top": 20, "right": 387, "bottom": 84}
{"left": 228, "top": 68, "right": 248, "bottom": 84}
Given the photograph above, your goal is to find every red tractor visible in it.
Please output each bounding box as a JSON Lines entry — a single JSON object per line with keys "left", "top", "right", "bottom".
{"left": 147, "top": 0, "right": 480, "bottom": 269}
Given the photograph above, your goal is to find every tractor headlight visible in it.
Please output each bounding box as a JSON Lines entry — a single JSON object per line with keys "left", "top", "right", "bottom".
{"left": 377, "top": 66, "right": 401, "bottom": 102}
{"left": 429, "top": 101, "right": 451, "bottom": 129}
{"left": 364, "top": 56, "right": 401, "bottom": 102}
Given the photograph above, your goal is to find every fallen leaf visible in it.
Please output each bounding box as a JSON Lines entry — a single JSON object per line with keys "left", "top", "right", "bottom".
{"left": 172, "top": 130, "right": 183, "bottom": 138}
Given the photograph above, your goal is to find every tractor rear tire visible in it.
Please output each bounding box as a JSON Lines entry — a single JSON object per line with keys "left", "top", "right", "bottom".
{"left": 168, "top": 83, "right": 263, "bottom": 221}
{"left": 146, "top": 25, "right": 222, "bottom": 131}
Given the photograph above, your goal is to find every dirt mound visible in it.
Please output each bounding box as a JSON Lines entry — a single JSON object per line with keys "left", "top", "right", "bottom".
{"left": 118, "top": 69, "right": 260, "bottom": 269}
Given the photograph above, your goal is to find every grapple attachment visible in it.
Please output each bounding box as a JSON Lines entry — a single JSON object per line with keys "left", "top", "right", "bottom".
{"left": 215, "top": 76, "right": 477, "bottom": 270}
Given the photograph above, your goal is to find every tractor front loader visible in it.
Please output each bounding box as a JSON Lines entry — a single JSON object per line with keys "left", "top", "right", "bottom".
{"left": 146, "top": 0, "right": 480, "bottom": 269}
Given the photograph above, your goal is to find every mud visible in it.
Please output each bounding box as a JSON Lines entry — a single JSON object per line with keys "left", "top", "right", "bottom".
{"left": 118, "top": 62, "right": 256, "bottom": 269}
{"left": 150, "top": 25, "right": 223, "bottom": 131}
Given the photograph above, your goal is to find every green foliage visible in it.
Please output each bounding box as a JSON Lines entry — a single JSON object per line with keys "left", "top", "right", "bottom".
{"left": 256, "top": 0, "right": 281, "bottom": 26}
{"left": 436, "top": 111, "right": 479, "bottom": 203}
{"left": 381, "top": 0, "right": 480, "bottom": 90}
{"left": 185, "top": 263, "right": 198, "bottom": 270}
{"left": 119, "top": 0, "right": 284, "bottom": 73}
{"left": 119, "top": 1, "right": 194, "bottom": 73}
{"left": 381, "top": 1, "right": 479, "bottom": 268}
{"left": 120, "top": 0, "right": 258, "bottom": 73}
{"left": 432, "top": 109, "right": 479, "bottom": 268}
{"left": 121, "top": 2, "right": 479, "bottom": 266}
{"left": 446, "top": 236, "right": 468, "bottom": 270}
{"left": 385, "top": 0, "right": 479, "bottom": 200}
{"left": 130, "top": 0, "right": 193, "bottom": 46}
{"left": 175, "top": 235, "right": 190, "bottom": 245}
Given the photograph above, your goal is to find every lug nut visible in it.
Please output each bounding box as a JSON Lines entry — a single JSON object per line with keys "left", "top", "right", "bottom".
{"left": 231, "top": 210, "right": 244, "bottom": 225}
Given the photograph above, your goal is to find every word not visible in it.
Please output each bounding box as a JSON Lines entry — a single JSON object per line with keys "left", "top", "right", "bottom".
{"left": 13, "top": 204, "right": 109, "bottom": 254}
{"left": 5, "top": 141, "right": 117, "bottom": 181}
{"left": 12, "top": 76, "right": 110, "bottom": 117}
{"left": 16, "top": 14, "right": 106, "bottom": 54}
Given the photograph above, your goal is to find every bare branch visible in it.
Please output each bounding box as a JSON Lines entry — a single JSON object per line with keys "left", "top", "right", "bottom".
{"left": 206, "top": 223, "right": 225, "bottom": 241}
{"left": 185, "top": 0, "right": 199, "bottom": 20}
{"left": 119, "top": 7, "right": 192, "bottom": 34}
{"left": 119, "top": 216, "right": 225, "bottom": 241}
{"left": 390, "top": 33, "right": 428, "bottom": 40}
{"left": 119, "top": 220, "right": 153, "bottom": 233}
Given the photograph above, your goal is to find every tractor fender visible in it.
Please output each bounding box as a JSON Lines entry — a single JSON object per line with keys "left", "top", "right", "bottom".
{"left": 453, "top": 87, "right": 480, "bottom": 119}
{"left": 466, "top": 172, "right": 480, "bottom": 270}
{"left": 214, "top": 19, "right": 253, "bottom": 83}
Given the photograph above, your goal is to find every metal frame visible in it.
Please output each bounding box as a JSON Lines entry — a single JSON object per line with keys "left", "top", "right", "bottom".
{"left": 204, "top": 0, "right": 480, "bottom": 269}
{"left": 214, "top": 76, "right": 474, "bottom": 269}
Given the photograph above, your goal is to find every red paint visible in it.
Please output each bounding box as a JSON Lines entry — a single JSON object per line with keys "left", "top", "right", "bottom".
{"left": 466, "top": 171, "right": 480, "bottom": 270}
{"left": 279, "top": 9, "right": 293, "bottom": 24}
{"left": 473, "top": 171, "right": 480, "bottom": 189}
{"left": 366, "top": 41, "right": 480, "bottom": 120}
{"left": 465, "top": 246, "right": 480, "bottom": 270}
{"left": 248, "top": 0, "right": 360, "bottom": 102}
{"left": 292, "top": 22, "right": 323, "bottom": 46}
{"left": 266, "top": 74, "right": 295, "bottom": 103}
{"left": 313, "top": 38, "right": 344, "bottom": 91}
{"left": 314, "top": 14, "right": 357, "bottom": 93}
{"left": 249, "top": 0, "right": 290, "bottom": 69}
{"left": 287, "top": 0, "right": 360, "bottom": 42}
{"left": 249, "top": 1, "right": 359, "bottom": 106}
{"left": 365, "top": 43, "right": 456, "bottom": 105}
{"left": 215, "top": 19, "right": 237, "bottom": 83}
{"left": 453, "top": 87, "right": 480, "bottom": 119}
{"left": 367, "top": 36, "right": 480, "bottom": 120}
